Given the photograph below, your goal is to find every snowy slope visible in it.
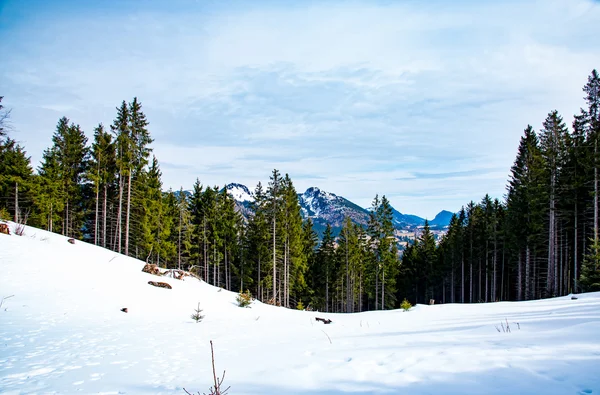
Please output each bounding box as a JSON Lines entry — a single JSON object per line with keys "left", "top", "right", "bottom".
{"left": 1, "top": 222, "right": 600, "bottom": 395}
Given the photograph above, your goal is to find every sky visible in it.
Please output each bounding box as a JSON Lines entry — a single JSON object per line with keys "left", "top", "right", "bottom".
{"left": 1, "top": 0, "right": 600, "bottom": 219}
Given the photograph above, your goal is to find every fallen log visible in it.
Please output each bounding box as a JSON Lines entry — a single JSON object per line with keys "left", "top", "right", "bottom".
{"left": 148, "top": 281, "right": 172, "bottom": 289}
{"left": 315, "top": 317, "right": 332, "bottom": 324}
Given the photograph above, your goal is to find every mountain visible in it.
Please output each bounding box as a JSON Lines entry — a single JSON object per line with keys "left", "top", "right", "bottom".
{"left": 181, "top": 182, "right": 450, "bottom": 236}
{"left": 390, "top": 206, "right": 425, "bottom": 229}
{"left": 225, "top": 183, "right": 254, "bottom": 203}
{"left": 298, "top": 187, "right": 370, "bottom": 237}
{"left": 429, "top": 210, "right": 454, "bottom": 228}
{"left": 224, "top": 183, "right": 254, "bottom": 218}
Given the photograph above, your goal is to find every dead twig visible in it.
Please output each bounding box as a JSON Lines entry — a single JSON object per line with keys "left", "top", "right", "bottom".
{"left": 321, "top": 330, "right": 332, "bottom": 344}
{"left": 0, "top": 295, "right": 14, "bottom": 310}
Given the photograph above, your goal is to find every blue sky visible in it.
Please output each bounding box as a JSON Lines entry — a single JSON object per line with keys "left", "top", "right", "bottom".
{"left": 1, "top": 0, "right": 600, "bottom": 218}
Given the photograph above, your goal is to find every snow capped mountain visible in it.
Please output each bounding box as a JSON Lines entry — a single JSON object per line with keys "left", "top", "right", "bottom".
{"left": 221, "top": 183, "right": 452, "bottom": 236}
{"left": 225, "top": 183, "right": 254, "bottom": 203}
{"left": 298, "top": 187, "right": 370, "bottom": 236}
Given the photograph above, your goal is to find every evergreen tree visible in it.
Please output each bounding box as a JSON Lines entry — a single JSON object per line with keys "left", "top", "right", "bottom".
{"left": 0, "top": 138, "right": 33, "bottom": 222}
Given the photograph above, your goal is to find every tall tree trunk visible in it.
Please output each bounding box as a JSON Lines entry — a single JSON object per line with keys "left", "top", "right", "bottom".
{"left": 381, "top": 267, "right": 385, "bottom": 309}
{"left": 548, "top": 172, "right": 556, "bottom": 296}
{"left": 94, "top": 180, "right": 99, "bottom": 245}
{"left": 272, "top": 213, "right": 276, "bottom": 302}
{"left": 124, "top": 172, "right": 132, "bottom": 256}
{"left": 283, "top": 238, "right": 288, "bottom": 308}
{"left": 103, "top": 185, "right": 108, "bottom": 248}
{"left": 469, "top": 261, "right": 473, "bottom": 303}
{"left": 595, "top": 138, "right": 598, "bottom": 250}
{"left": 346, "top": 231, "right": 351, "bottom": 312}
{"left": 117, "top": 174, "right": 123, "bottom": 253}
{"left": 461, "top": 253, "right": 465, "bottom": 303}
{"left": 14, "top": 182, "right": 19, "bottom": 223}
{"left": 178, "top": 207, "right": 182, "bottom": 270}
{"left": 525, "top": 245, "right": 530, "bottom": 300}
{"left": 574, "top": 203, "right": 578, "bottom": 292}
{"left": 65, "top": 198, "right": 69, "bottom": 237}
{"left": 517, "top": 252, "right": 523, "bottom": 301}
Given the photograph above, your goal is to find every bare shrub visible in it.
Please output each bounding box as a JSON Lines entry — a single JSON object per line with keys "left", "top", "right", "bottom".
{"left": 184, "top": 340, "right": 230, "bottom": 395}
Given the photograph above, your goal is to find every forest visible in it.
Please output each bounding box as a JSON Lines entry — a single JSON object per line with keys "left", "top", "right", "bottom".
{"left": 1, "top": 70, "right": 599, "bottom": 312}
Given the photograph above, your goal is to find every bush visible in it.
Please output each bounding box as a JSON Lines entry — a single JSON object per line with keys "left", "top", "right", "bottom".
{"left": 401, "top": 298, "right": 412, "bottom": 312}
{"left": 236, "top": 290, "right": 252, "bottom": 308}
{"left": 0, "top": 208, "right": 10, "bottom": 221}
{"left": 296, "top": 300, "right": 305, "bottom": 310}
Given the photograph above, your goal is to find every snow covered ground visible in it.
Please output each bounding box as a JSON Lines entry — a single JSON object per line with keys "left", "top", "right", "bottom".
{"left": 1, "top": 222, "right": 599, "bottom": 395}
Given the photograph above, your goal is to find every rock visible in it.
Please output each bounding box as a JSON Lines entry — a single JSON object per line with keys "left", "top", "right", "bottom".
{"left": 0, "top": 223, "right": 10, "bottom": 235}
{"left": 148, "top": 281, "right": 172, "bottom": 289}
{"left": 142, "top": 263, "right": 161, "bottom": 276}
{"left": 67, "top": 238, "right": 75, "bottom": 244}
{"left": 571, "top": 296, "right": 578, "bottom": 300}
{"left": 121, "top": 307, "right": 128, "bottom": 313}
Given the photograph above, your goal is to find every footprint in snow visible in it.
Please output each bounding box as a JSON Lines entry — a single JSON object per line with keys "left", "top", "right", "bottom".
{"left": 579, "top": 390, "right": 592, "bottom": 395}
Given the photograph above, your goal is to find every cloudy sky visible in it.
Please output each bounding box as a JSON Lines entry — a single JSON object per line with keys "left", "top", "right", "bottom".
{"left": 1, "top": 0, "right": 600, "bottom": 218}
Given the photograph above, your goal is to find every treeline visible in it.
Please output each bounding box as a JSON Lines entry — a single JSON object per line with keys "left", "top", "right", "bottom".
{"left": 0, "top": 96, "right": 403, "bottom": 312}
{"left": 402, "top": 70, "right": 600, "bottom": 304}
{"left": 1, "top": 69, "right": 599, "bottom": 311}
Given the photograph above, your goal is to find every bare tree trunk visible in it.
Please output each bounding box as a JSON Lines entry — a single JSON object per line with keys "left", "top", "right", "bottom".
{"left": 117, "top": 174, "right": 123, "bottom": 253}
{"left": 461, "top": 253, "right": 465, "bottom": 303}
{"left": 346, "top": 230, "right": 350, "bottom": 312}
{"left": 525, "top": 245, "right": 530, "bottom": 300}
{"left": 125, "top": 172, "right": 132, "bottom": 256}
{"left": 381, "top": 267, "right": 385, "bottom": 309}
{"left": 451, "top": 264, "right": 455, "bottom": 303}
{"left": 213, "top": 243, "right": 217, "bottom": 287}
{"left": 326, "top": 272, "right": 329, "bottom": 313}
{"left": 204, "top": 217, "right": 207, "bottom": 282}
{"left": 283, "top": 237, "right": 288, "bottom": 307}
{"left": 595, "top": 139, "right": 598, "bottom": 251}
{"left": 178, "top": 207, "right": 182, "bottom": 270}
{"left": 272, "top": 213, "right": 277, "bottom": 302}
{"left": 548, "top": 170, "right": 556, "bottom": 296}
{"left": 517, "top": 252, "right": 523, "bottom": 301}
{"left": 65, "top": 198, "right": 69, "bottom": 237}
{"left": 103, "top": 185, "right": 108, "bottom": 248}
{"left": 14, "top": 182, "right": 19, "bottom": 223}
{"left": 574, "top": 203, "right": 578, "bottom": 292}
{"left": 375, "top": 259, "right": 379, "bottom": 310}
{"left": 469, "top": 261, "right": 473, "bottom": 303}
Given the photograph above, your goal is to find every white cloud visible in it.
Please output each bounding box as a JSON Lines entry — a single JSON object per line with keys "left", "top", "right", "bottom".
{"left": 1, "top": 0, "right": 600, "bottom": 218}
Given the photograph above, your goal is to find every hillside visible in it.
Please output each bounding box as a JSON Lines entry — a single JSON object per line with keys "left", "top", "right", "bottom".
{"left": 1, "top": 222, "right": 600, "bottom": 394}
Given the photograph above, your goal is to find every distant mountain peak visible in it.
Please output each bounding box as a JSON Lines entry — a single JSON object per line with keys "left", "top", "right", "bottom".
{"left": 430, "top": 210, "right": 454, "bottom": 228}
{"left": 225, "top": 183, "right": 254, "bottom": 203}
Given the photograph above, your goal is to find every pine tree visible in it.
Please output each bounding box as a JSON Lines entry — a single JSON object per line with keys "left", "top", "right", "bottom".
{"left": 539, "top": 111, "right": 569, "bottom": 296}
{"left": 0, "top": 96, "right": 10, "bottom": 140}
{"left": 0, "top": 138, "right": 33, "bottom": 222}
{"left": 266, "top": 169, "right": 282, "bottom": 303}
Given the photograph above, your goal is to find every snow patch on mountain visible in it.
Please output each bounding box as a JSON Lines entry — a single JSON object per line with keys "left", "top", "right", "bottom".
{"left": 225, "top": 183, "right": 254, "bottom": 203}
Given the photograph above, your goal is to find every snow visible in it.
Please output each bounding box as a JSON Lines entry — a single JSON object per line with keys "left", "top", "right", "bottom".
{"left": 226, "top": 183, "right": 254, "bottom": 203}
{"left": 1, "top": 222, "right": 600, "bottom": 394}
{"left": 301, "top": 187, "right": 341, "bottom": 217}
